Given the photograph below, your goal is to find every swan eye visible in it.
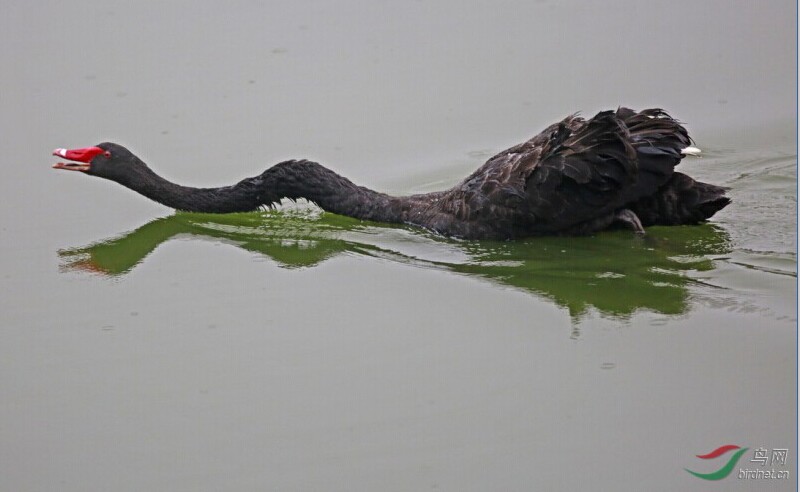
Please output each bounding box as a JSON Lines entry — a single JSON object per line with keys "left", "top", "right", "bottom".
{"left": 104, "top": 151, "right": 111, "bottom": 158}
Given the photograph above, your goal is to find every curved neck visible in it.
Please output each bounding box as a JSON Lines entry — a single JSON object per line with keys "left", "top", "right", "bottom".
{"left": 114, "top": 159, "right": 411, "bottom": 223}
{"left": 258, "top": 160, "right": 410, "bottom": 222}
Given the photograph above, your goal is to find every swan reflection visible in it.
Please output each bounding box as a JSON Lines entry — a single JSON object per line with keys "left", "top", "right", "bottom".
{"left": 59, "top": 207, "right": 731, "bottom": 320}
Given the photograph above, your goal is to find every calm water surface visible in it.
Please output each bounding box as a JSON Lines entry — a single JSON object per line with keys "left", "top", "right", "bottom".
{"left": 1, "top": 1, "right": 796, "bottom": 491}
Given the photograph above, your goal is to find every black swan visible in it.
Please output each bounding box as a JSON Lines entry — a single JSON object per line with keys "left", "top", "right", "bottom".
{"left": 53, "top": 108, "right": 730, "bottom": 239}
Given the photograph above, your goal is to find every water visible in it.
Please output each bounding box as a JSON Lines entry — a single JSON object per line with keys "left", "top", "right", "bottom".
{"left": 1, "top": 1, "right": 796, "bottom": 490}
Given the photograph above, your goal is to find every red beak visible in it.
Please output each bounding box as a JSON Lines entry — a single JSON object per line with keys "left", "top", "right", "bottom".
{"left": 52, "top": 146, "right": 104, "bottom": 172}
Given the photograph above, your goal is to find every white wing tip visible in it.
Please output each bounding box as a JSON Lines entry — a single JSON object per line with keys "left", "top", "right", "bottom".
{"left": 680, "top": 146, "right": 702, "bottom": 156}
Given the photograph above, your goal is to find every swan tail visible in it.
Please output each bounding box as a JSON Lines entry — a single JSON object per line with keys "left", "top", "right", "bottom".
{"left": 630, "top": 172, "right": 731, "bottom": 225}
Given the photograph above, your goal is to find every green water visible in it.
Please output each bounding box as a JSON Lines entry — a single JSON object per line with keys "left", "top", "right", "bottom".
{"left": 59, "top": 211, "right": 733, "bottom": 320}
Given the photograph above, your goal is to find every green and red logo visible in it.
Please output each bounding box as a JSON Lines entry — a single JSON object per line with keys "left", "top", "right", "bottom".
{"left": 685, "top": 445, "right": 749, "bottom": 480}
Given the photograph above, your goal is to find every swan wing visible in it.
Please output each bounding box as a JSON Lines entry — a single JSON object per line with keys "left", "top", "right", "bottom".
{"left": 522, "top": 108, "right": 690, "bottom": 233}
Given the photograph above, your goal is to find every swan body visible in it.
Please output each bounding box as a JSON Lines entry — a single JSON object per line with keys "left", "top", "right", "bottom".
{"left": 53, "top": 108, "right": 730, "bottom": 239}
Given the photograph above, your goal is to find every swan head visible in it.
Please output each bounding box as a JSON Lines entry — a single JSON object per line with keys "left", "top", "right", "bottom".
{"left": 53, "top": 142, "right": 142, "bottom": 182}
